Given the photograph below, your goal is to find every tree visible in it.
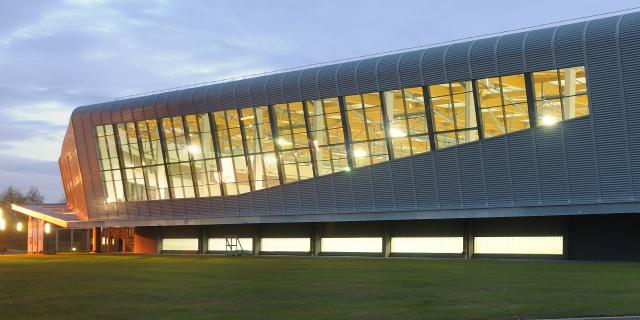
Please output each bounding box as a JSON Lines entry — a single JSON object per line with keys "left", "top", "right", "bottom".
{"left": 24, "top": 186, "right": 44, "bottom": 205}
{"left": 0, "top": 186, "right": 45, "bottom": 220}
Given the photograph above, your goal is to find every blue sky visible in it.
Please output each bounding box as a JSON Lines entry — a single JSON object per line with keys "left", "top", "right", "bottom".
{"left": 0, "top": 0, "right": 637, "bottom": 202}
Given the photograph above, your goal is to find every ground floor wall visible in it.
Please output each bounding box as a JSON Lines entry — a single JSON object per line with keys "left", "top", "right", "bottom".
{"left": 93, "top": 213, "right": 639, "bottom": 260}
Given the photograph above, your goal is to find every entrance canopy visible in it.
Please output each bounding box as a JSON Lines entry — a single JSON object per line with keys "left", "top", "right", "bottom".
{"left": 11, "top": 204, "right": 85, "bottom": 228}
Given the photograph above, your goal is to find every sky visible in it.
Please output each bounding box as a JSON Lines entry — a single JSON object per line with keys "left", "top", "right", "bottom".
{"left": 0, "top": 0, "right": 638, "bottom": 202}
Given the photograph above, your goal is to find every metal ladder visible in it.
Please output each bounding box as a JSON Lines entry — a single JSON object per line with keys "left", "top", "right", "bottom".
{"left": 224, "top": 235, "right": 245, "bottom": 256}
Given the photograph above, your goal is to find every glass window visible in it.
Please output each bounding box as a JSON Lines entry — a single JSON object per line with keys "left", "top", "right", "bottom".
{"left": 95, "top": 125, "right": 125, "bottom": 203}
{"left": 477, "top": 74, "right": 530, "bottom": 138}
{"left": 137, "top": 120, "right": 170, "bottom": 200}
{"left": 241, "top": 106, "right": 280, "bottom": 190}
{"left": 274, "top": 102, "right": 314, "bottom": 183}
{"left": 305, "top": 98, "right": 349, "bottom": 176}
{"left": 534, "top": 66, "right": 589, "bottom": 125}
{"left": 382, "top": 87, "right": 430, "bottom": 159}
{"left": 161, "top": 116, "right": 195, "bottom": 199}
{"left": 185, "top": 114, "right": 221, "bottom": 197}
{"left": 429, "top": 81, "right": 479, "bottom": 149}
{"left": 213, "top": 110, "right": 251, "bottom": 195}
{"left": 346, "top": 93, "right": 389, "bottom": 167}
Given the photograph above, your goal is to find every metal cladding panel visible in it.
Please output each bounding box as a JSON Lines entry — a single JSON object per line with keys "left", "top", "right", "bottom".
{"left": 205, "top": 84, "right": 223, "bottom": 111}
{"left": 507, "top": 130, "right": 540, "bottom": 206}
{"left": 332, "top": 173, "right": 355, "bottom": 213}
{"left": 421, "top": 46, "right": 447, "bottom": 84}
{"left": 283, "top": 184, "right": 302, "bottom": 215}
{"left": 445, "top": 42, "right": 472, "bottom": 81}
{"left": 620, "top": 12, "right": 640, "bottom": 198}
{"left": 470, "top": 37, "right": 499, "bottom": 79}
{"left": 496, "top": 32, "right": 526, "bottom": 74}
{"left": 266, "top": 73, "right": 285, "bottom": 105}
{"left": 377, "top": 53, "right": 401, "bottom": 91}
{"left": 166, "top": 91, "right": 182, "bottom": 117}
{"left": 110, "top": 100, "right": 124, "bottom": 123}
{"left": 220, "top": 82, "right": 237, "bottom": 109}
{"left": 555, "top": 21, "right": 588, "bottom": 67}
{"left": 209, "top": 197, "right": 225, "bottom": 217}
{"left": 183, "top": 196, "right": 200, "bottom": 217}
{"left": 234, "top": 78, "right": 253, "bottom": 108}
{"left": 250, "top": 76, "right": 268, "bottom": 107}
{"left": 587, "top": 16, "right": 633, "bottom": 202}
{"left": 300, "top": 67, "right": 320, "bottom": 101}
{"left": 282, "top": 70, "right": 303, "bottom": 103}
{"left": 131, "top": 97, "right": 144, "bottom": 121}
{"left": 192, "top": 86, "right": 208, "bottom": 114}
{"left": 371, "top": 162, "right": 395, "bottom": 211}
{"left": 154, "top": 93, "right": 169, "bottom": 118}
{"left": 318, "top": 64, "right": 339, "bottom": 98}
{"left": 481, "top": 136, "right": 513, "bottom": 207}
{"left": 535, "top": 126, "right": 569, "bottom": 205}
{"left": 336, "top": 61, "right": 359, "bottom": 96}
{"left": 222, "top": 196, "right": 239, "bottom": 216}
{"left": 391, "top": 157, "right": 417, "bottom": 210}
{"left": 102, "top": 102, "right": 115, "bottom": 124}
{"left": 90, "top": 108, "right": 102, "bottom": 126}
{"left": 356, "top": 57, "right": 380, "bottom": 93}
{"left": 411, "top": 153, "right": 439, "bottom": 209}
{"left": 398, "top": 50, "right": 424, "bottom": 88}
{"left": 146, "top": 200, "right": 163, "bottom": 218}
{"left": 265, "top": 187, "right": 284, "bottom": 215}
{"left": 351, "top": 166, "right": 374, "bottom": 211}
{"left": 251, "top": 191, "right": 269, "bottom": 216}
{"left": 195, "top": 198, "right": 211, "bottom": 217}
{"left": 524, "top": 27, "right": 556, "bottom": 71}
{"left": 563, "top": 118, "right": 599, "bottom": 203}
{"left": 237, "top": 193, "right": 254, "bottom": 216}
{"left": 297, "top": 179, "right": 319, "bottom": 214}
{"left": 121, "top": 100, "right": 134, "bottom": 123}
{"left": 435, "top": 148, "right": 462, "bottom": 208}
{"left": 456, "top": 143, "right": 487, "bottom": 207}
{"left": 180, "top": 88, "right": 198, "bottom": 115}
{"left": 142, "top": 96, "right": 157, "bottom": 120}
{"left": 314, "top": 175, "right": 337, "bottom": 213}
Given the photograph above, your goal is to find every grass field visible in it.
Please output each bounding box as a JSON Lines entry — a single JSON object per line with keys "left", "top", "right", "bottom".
{"left": 0, "top": 255, "right": 639, "bottom": 320}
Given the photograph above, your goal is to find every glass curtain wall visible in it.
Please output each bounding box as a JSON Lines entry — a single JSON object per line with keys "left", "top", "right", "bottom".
{"left": 96, "top": 66, "right": 589, "bottom": 203}
{"left": 240, "top": 106, "right": 280, "bottom": 190}
{"left": 305, "top": 98, "right": 349, "bottom": 175}
{"left": 161, "top": 116, "right": 195, "bottom": 199}
{"left": 428, "top": 81, "right": 479, "bottom": 149}
{"left": 213, "top": 110, "right": 251, "bottom": 195}
{"left": 533, "top": 66, "right": 589, "bottom": 125}
{"left": 476, "top": 74, "right": 530, "bottom": 138}
{"left": 382, "top": 87, "right": 430, "bottom": 158}
{"left": 345, "top": 93, "right": 389, "bottom": 167}
{"left": 137, "top": 119, "right": 170, "bottom": 200}
{"left": 95, "top": 125, "right": 125, "bottom": 203}
{"left": 116, "top": 122, "right": 147, "bottom": 201}
{"left": 273, "top": 102, "right": 314, "bottom": 182}
{"left": 185, "top": 114, "right": 222, "bottom": 197}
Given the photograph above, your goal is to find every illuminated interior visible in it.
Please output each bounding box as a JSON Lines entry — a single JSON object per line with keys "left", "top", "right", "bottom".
{"left": 208, "top": 238, "right": 253, "bottom": 252}
{"left": 391, "top": 237, "right": 463, "bottom": 254}
{"left": 320, "top": 237, "right": 383, "bottom": 253}
{"left": 95, "top": 66, "right": 589, "bottom": 202}
{"left": 161, "top": 238, "right": 199, "bottom": 251}
{"left": 474, "top": 236, "right": 564, "bottom": 255}
{"left": 260, "top": 238, "right": 310, "bottom": 252}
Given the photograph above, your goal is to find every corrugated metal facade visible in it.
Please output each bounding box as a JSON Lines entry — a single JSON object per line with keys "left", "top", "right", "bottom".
{"left": 64, "top": 12, "right": 640, "bottom": 223}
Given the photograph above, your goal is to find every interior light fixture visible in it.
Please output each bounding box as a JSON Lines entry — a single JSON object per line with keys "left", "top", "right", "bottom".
{"left": 16, "top": 222, "right": 23, "bottom": 232}
{"left": 389, "top": 127, "right": 407, "bottom": 138}
{"left": 44, "top": 223, "right": 51, "bottom": 234}
{"left": 276, "top": 137, "right": 292, "bottom": 146}
{"left": 187, "top": 144, "right": 201, "bottom": 154}
{"left": 0, "top": 218, "right": 5, "bottom": 231}
{"left": 353, "top": 149, "right": 367, "bottom": 158}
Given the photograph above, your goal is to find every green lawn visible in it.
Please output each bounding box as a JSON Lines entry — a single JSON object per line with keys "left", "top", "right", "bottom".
{"left": 0, "top": 255, "right": 639, "bottom": 320}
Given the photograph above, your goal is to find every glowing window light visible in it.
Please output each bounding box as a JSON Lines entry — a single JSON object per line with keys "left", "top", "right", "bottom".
{"left": 321, "top": 237, "right": 382, "bottom": 253}
{"left": 44, "top": 223, "right": 51, "bottom": 234}
{"left": 540, "top": 115, "right": 559, "bottom": 126}
{"left": 16, "top": 222, "right": 23, "bottom": 232}
{"left": 187, "top": 144, "right": 201, "bottom": 155}
{"left": 208, "top": 238, "right": 253, "bottom": 252}
{"left": 162, "top": 238, "right": 199, "bottom": 251}
{"left": 260, "top": 238, "right": 310, "bottom": 252}
{"left": 263, "top": 154, "right": 277, "bottom": 165}
{"left": 0, "top": 218, "right": 5, "bottom": 231}
{"left": 474, "top": 236, "right": 563, "bottom": 255}
{"left": 276, "top": 137, "right": 292, "bottom": 146}
{"left": 391, "top": 237, "right": 464, "bottom": 254}
{"left": 389, "top": 127, "right": 407, "bottom": 138}
{"left": 352, "top": 148, "right": 368, "bottom": 158}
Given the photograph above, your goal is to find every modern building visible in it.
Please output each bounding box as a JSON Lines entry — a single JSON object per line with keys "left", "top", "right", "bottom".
{"left": 12, "top": 12, "right": 640, "bottom": 260}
